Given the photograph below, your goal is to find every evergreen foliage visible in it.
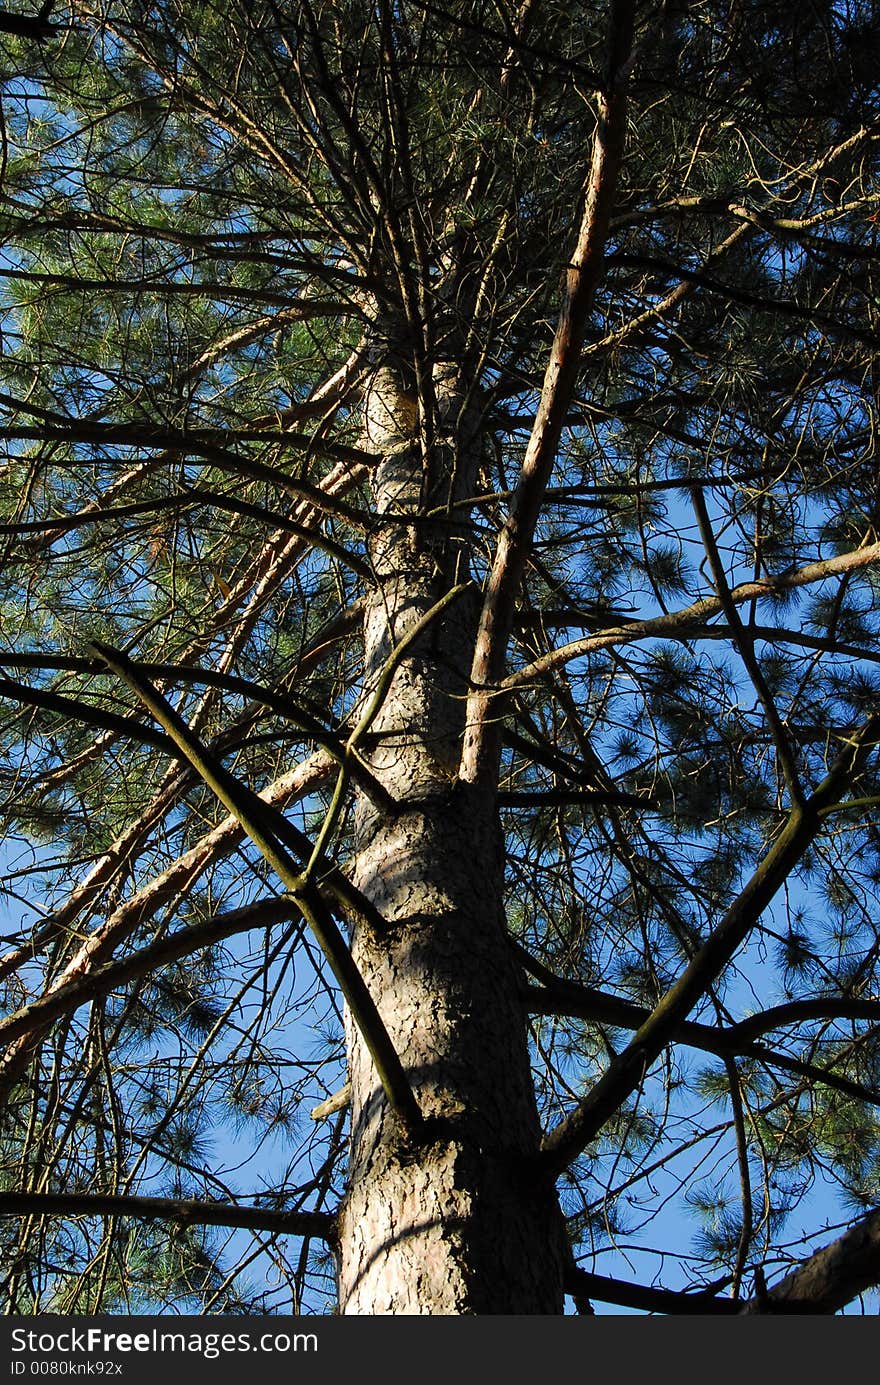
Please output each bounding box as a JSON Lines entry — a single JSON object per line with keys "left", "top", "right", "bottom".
{"left": 0, "top": 0, "right": 878, "bottom": 1313}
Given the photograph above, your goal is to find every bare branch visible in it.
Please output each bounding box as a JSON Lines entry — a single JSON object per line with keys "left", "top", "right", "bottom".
{"left": 540, "top": 712, "right": 880, "bottom": 1176}
{"left": 0, "top": 1191, "right": 336, "bottom": 1244}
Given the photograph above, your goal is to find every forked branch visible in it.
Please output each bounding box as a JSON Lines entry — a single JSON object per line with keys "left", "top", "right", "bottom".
{"left": 540, "top": 711, "right": 880, "bottom": 1176}
{"left": 89, "top": 641, "right": 424, "bottom": 1140}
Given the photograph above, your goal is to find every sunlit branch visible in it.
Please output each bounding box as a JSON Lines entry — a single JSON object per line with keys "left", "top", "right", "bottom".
{"left": 460, "top": 0, "right": 635, "bottom": 787}
{"left": 503, "top": 540, "right": 880, "bottom": 691}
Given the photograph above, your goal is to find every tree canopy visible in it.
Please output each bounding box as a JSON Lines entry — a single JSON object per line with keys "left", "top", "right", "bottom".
{"left": 0, "top": 0, "right": 879, "bottom": 1315}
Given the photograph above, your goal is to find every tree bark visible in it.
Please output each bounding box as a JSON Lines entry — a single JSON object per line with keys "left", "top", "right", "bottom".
{"left": 336, "top": 345, "right": 568, "bottom": 1313}
{"left": 750, "top": 1208, "right": 880, "bottom": 1314}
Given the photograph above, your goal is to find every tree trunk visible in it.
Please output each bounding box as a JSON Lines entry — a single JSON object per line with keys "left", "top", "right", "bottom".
{"left": 337, "top": 348, "right": 568, "bottom": 1313}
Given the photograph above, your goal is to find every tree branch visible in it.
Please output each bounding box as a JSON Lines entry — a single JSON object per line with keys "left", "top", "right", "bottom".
{"left": 0, "top": 1, "right": 59, "bottom": 40}
{"left": 0, "top": 750, "right": 335, "bottom": 1093}
{"left": 89, "top": 641, "right": 424, "bottom": 1139}
{"left": 525, "top": 980, "right": 880, "bottom": 1107}
{"left": 1, "top": 650, "right": 394, "bottom": 815}
{"left": 564, "top": 1265, "right": 739, "bottom": 1315}
{"left": 539, "top": 711, "right": 880, "bottom": 1176}
{"left": 690, "top": 484, "right": 804, "bottom": 805}
{"left": 0, "top": 895, "right": 302, "bottom": 1050}
{"left": 566, "top": 1212, "right": 880, "bottom": 1314}
{"left": 752, "top": 1209, "right": 880, "bottom": 1313}
{"left": 459, "top": 0, "right": 635, "bottom": 788}
{"left": 503, "top": 539, "right": 880, "bottom": 692}
{"left": 0, "top": 1191, "right": 336, "bottom": 1245}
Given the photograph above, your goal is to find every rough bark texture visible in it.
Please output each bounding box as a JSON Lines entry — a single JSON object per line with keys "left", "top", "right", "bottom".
{"left": 336, "top": 349, "right": 568, "bottom": 1313}
{"left": 752, "top": 1208, "right": 880, "bottom": 1314}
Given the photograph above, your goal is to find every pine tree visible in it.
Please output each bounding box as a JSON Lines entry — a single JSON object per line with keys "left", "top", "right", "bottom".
{"left": 0, "top": 0, "right": 879, "bottom": 1314}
